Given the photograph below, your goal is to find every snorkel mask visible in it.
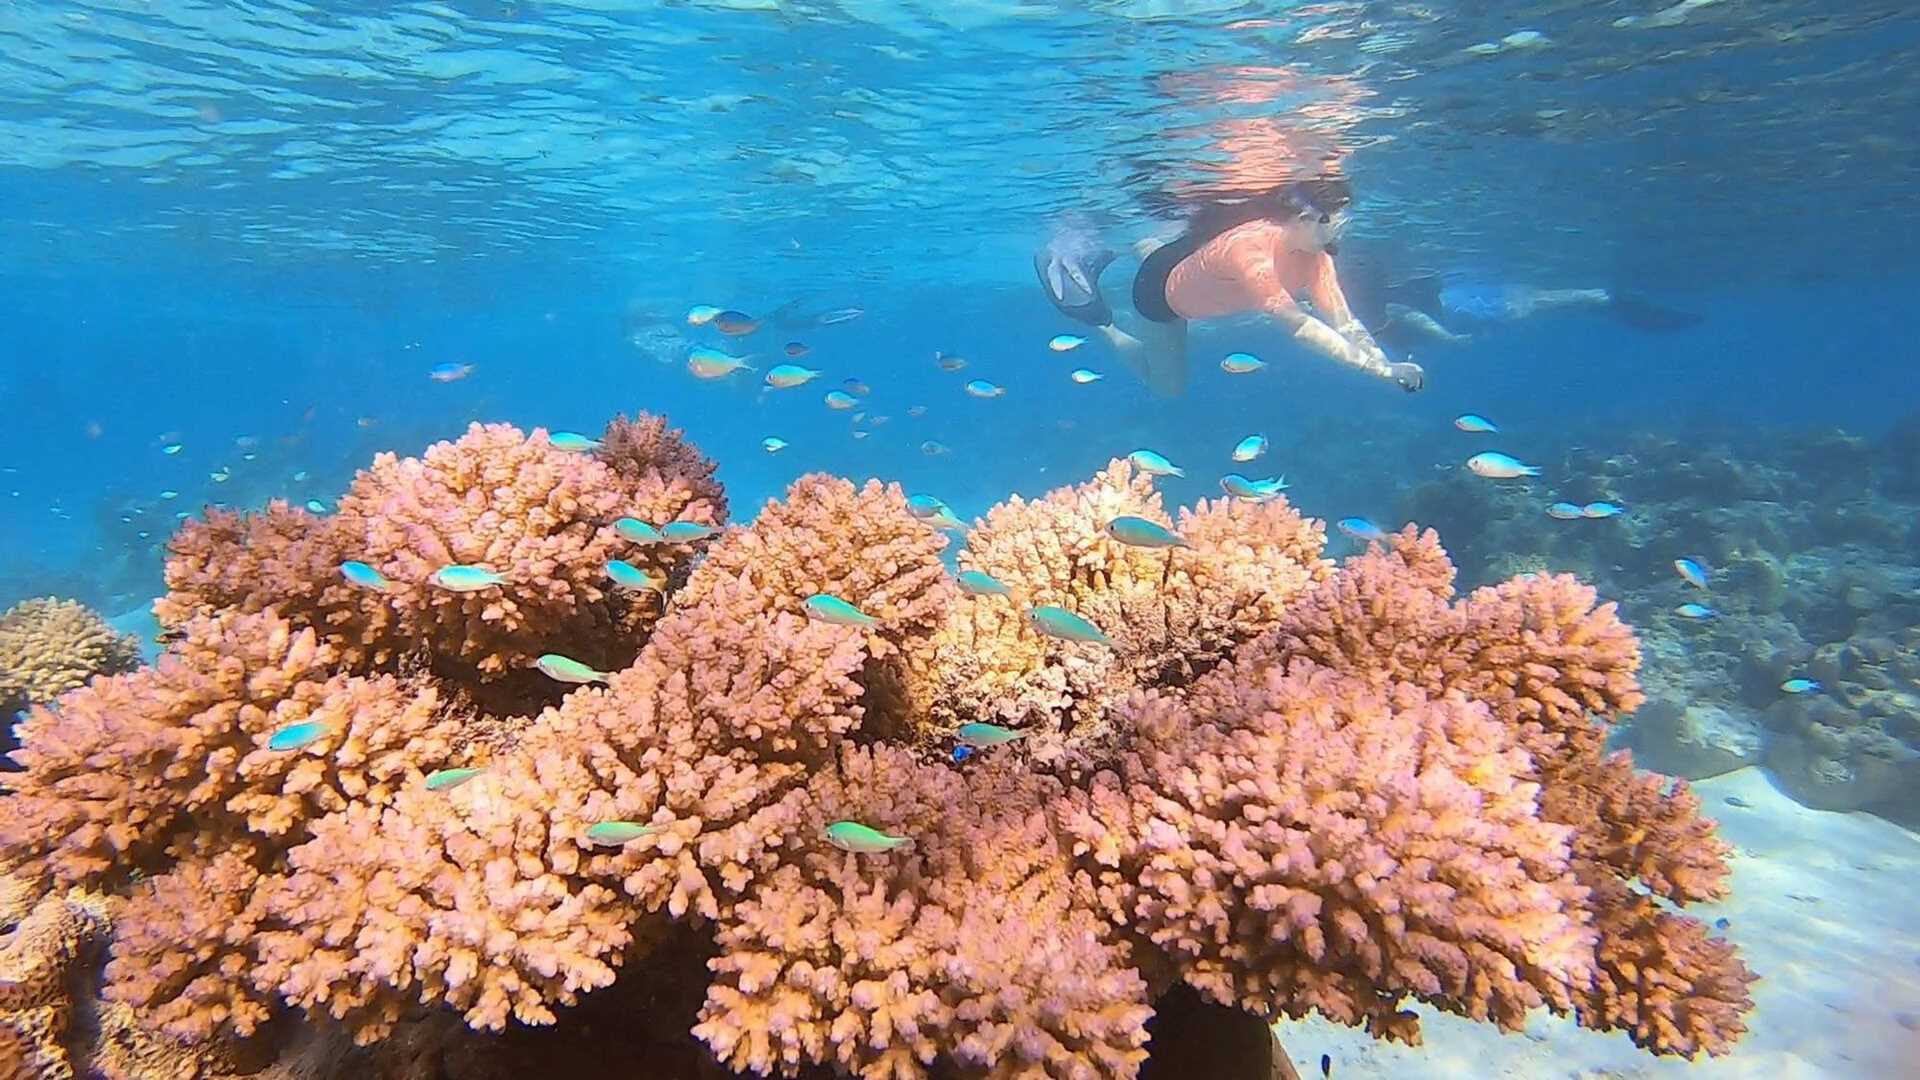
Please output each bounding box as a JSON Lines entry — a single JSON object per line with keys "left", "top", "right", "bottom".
{"left": 1273, "top": 180, "right": 1352, "bottom": 255}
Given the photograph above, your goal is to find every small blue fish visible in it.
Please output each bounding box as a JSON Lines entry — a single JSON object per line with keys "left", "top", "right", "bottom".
{"left": 1674, "top": 558, "right": 1709, "bottom": 589}
{"left": 956, "top": 722, "right": 1030, "bottom": 748}
{"left": 1027, "top": 605, "right": 1111, "bottom": 646}
{"left": 823, "top": 820, "right": 912, "bottom": 853}
{"left": 1780, "top": 678, "right": 1822, "bottom": 694}
{"left": 339, "top": 560, "right": 390, "bottom": 591}
{"left": 765, "top": 364, "right": 822, "bottom": 389}
{"left": 1069, "top": 368, "right": 1104, "bottom": 384}
{"left": 951, "top": 745, "right": 975, "bottom": 763}
{"left": 1675, "top": 603, "right": 1716, "bottom": 620}
{"left": 964, "top": 379, "right": 1005, "bottom": 399}
{"left": 1126, "top": 449, "right": 1184, "bottom": 477}
{"left": 712, "top": 310, "right": 760, "bottom": 336}
{"left": 267, "top": 721, "right": 330, "bottom": 752}
{"left": 430, "top": 565, "right": 505, "bottom": 592}
{"left": 1231, "top": 435, "right": 1267, "bottom": 462}
{"left": 762, "top": 437, "right": 789, "bottom": 453}
{"left": 955, "top": 570, "right": 1012, "bottom": 597}
{"left": 842, "top": 377, "right": 871, "bottom": 397}
{"left": 1546, "top": 502, "right": 1585, "bottom": 520}
{"left": 1220, "top": 474, "right": 1262, "bottom": 499}
{"left": 548, "top": 431, "right": 602, "bottom": 453}
{"left": 1337, "top": 517, "right": 1388, "bottom": 543}
{"left": 661, "top": 521, "right": 719, "bottom": 543}
{"left": 428, "top": 362, "right": 474, "bottom": 383}
{"left": 906, "top": 494, "right": 966, "bottom": 530}
{"left": 687, "top": 347, "right": 754, "bottom": 379}
{"left": 1467, "top": 452, "right": 1540, "bottom": 479}
{"left": 305, "top": 499, "right": 329, "bottom": 514}
{"left": 536, "top": 653, "right": 611, "bottom": 684}
{"left": 585, "top": 820, "right": 662, "bottom": 847}
{"left": 1453, "top": 414, "right": 1499, "bottom": 433}
{"left": 1105, "top": 515, "right": 1188, "bottom": 549}
{"left": 616, "top": 518, "right": 665, "bottom": 544}
{"left": 1220, "top": 474, "right": 1288, "bottom": 500}
{"left": 686, "top": 304, "right": 724, "bottom": 326}
{"left": 1219, "top": 351, "right": 1266, "bottom": 374}
{"left": 1581, "top": 501, "right": 1625, "bottom": 519}
{"left": 804, "top": 593, "right": 878, "bottom": 627}
{"left": 824, "top": 389, "right": 859, "bottom": 410}
{"left": 1048, "top": 334, "right": 1086, "bottom": 352}
{"left": 161, "top": 443, "right": 184, "bottom": 455}
{"left": 425, "top": 767, "right": 483, "bottom": 791}
{"left": 606, "top": 559, "right": 666, "bottom": 592}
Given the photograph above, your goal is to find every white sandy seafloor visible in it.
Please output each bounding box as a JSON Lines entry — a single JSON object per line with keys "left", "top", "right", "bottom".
{"left": 1278, "top": 767, "right": 1920, "bottom": 1078}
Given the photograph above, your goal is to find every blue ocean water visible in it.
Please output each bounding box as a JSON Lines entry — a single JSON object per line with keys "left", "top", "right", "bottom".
{"left": 3, "top": 1, "right": 1920, "bottom": 1076}
{"left": 3, "top": 2, "right": 1915, "bottom": 613}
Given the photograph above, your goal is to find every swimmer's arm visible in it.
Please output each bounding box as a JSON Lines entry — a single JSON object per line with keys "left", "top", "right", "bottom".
{"left": 1262, "top": 287, "right": 1396, "bottom": 381}
{"left": 1306, "top": 253, "right": 1391, "bottom": 362}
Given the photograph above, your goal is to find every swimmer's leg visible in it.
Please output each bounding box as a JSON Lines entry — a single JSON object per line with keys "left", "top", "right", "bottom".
{"left": 1531, "top": 286, "right": 1701, "bottom": 332}
{"left": 1103, "top": 315, "right": 1188, "bottom": 398}
{"left": 1531, "top": 287, "right": 1612, "bottom": 308}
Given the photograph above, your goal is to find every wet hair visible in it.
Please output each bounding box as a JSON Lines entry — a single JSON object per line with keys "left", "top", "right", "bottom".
{"left": 1183, "top": 175, "right": 1353, "bottom": 238}
{"left": 1272, "top": 177, "right": 1352, "bottom": 220}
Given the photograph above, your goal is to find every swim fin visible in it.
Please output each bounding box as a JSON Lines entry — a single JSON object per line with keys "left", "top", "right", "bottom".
{"left": 1608, "top": 294, "right": 1703, "bottom": 332}
{"left": 1034, "top": 245, "right": 1117, "bottom": 327}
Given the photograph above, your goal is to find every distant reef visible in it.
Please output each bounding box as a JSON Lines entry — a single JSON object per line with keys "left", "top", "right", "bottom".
{"left": 1398, "top": 412, "right": 1920, "bottom": 826}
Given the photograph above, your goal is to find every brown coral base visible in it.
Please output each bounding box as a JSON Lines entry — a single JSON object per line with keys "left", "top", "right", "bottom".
{"left": 300, "top": 932, "right": 1303, "bottom": 1080}
{"left": 1140, "top": 985, "right": 1303, "bottom": 1080}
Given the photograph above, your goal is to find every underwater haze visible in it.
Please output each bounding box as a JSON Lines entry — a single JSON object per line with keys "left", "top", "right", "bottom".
{"left": 3, "top": 2, "right": 1920, "bottom": 1078}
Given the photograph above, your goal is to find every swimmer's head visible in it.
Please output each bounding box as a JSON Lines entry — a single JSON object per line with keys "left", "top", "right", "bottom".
{"left": 1271, "top": 177, "right": 1352, "bottom": 255}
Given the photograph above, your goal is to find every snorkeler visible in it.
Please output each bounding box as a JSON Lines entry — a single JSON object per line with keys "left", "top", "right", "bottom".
{"left": 1364, "top": 274, "right": 1703, "bottom": 351}
{"left": 1036, "top": 178, "right": 1422, "bottom": 397}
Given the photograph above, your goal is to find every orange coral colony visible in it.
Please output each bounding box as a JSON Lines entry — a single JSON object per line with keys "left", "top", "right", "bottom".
{"left": 0, "top": 414, "right": 1754, "bottom": 1078}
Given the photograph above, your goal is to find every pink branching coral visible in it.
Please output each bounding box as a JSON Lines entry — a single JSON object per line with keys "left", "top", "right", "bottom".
{"left": 209, "top": 567, "right": 870, "bottom": 1044}
{"left": 0, "top": 428, "right": 1755, "bottom": 1076}
{"left": 698, "top": 747, "right": 1154, "bottom": 1080}
{"left": 151, "top": 502, "right": 364, "bottom": 652}
{"left": 335, "top": 422, "right": 686, "bottom": 675}
{"left": 157, "top": 417, "right": 723, "bottom": 677}
{"left": 1062, "top": 669, "right": 1598, "bottom": 1043}
{"left": 1236, "top": 529, "right": 1754, "bottom": 1054}
{"left": 0, "top": 610, "right": 456, "bottom": 889}
{"left": 910, "top": 462, "right": 1331, "bottom": 762}
{"left": 677, "top": 474, "right": 955, "bottom": 659}
{"left": 598, "top": 411, "right": 729, "bottom": 528}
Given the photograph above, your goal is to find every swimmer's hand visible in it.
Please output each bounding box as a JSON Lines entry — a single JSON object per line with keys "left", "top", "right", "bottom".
{"left": 1388, "top": 360, "right": 1426, "bottom": 392}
